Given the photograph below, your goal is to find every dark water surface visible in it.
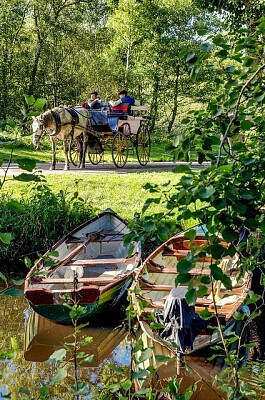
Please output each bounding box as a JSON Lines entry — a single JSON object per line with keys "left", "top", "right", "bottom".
{"left": 0, "top": 294, "right": 264, "bottom": 399}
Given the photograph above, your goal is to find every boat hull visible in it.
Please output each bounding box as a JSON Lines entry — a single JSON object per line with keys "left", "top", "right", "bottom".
{"left": 24, "top": 209, "right": 140, "bottom": 325}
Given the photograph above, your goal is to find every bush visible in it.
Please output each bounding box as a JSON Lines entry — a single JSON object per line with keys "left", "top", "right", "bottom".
{"left": 0, "top": 182, "right": 95, "bottom": 274}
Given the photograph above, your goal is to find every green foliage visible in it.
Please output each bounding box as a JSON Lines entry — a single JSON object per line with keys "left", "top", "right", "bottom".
{"left": 0, "top": 180, "right": 95, "bottom": 271}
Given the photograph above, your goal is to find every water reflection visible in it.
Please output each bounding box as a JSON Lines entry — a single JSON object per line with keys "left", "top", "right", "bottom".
{"left": 24, "top": 311, "right": 128, "bottom": 366}
{"left": 1, "top": 293, "right": 264, "bottom": 399}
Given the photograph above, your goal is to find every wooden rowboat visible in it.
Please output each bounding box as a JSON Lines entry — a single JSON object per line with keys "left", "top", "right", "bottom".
{"left": 24, "top": 209, "right": 141, "bottom": 324}
{"left": 131, "top": 227, "right": 251, "bottom": 355}
{"left": 24, "top": 311, "right": 127, "bottom": 366}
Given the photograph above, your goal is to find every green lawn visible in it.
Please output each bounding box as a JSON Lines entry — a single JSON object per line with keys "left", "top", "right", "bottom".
{"left": 3, "top": 171, "right": 180, "bottom": 221}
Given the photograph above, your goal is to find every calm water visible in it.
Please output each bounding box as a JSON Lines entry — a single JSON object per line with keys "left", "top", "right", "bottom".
{"left": 0, "top": 293, "right": 264, "bottom": 399}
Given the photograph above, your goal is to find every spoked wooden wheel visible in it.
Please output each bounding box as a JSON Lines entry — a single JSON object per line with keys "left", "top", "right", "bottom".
{"left": 112, "top": 132, "right": 129, "bottom": 168}
{"left": 136, "top": 125, "right": 151, "bottom": 166}
{"left": 69, "top": 134, "right": 83, "bottom": 167}
{"left": 88, "top": 137, "right": 103, "bottom": 165}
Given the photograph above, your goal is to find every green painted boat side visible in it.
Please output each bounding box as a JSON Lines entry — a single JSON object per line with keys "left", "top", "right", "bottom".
{"left": 29, "top": 277, "right": 132, "bottom": 324}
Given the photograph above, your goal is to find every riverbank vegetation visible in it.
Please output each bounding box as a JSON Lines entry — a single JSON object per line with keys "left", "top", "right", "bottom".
{"left": 0, "top": 171, "right": 187, "bottom": 273}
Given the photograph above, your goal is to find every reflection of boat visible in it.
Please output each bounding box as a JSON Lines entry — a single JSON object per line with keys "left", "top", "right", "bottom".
{"left": 24, "top": 311, "right": 128, "bottom": 366}
{"left": 132, "top": 228, "right": 251, "bottom": 354}
{"left": 24, "top": 209, "right": 141, "bottom": 324}
{"left": 133, "top": 324, "right": 225, "bottom": 400}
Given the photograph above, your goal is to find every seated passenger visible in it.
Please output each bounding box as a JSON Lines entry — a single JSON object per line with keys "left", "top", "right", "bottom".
{"left": 109, "top": 90, "right": 140, "bottom": 112}
{"left": 87, "top": 91, "right": 102, "bottom": 109}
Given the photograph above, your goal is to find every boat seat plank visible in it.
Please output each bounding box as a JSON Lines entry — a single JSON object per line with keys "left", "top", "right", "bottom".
{"left": 66, "top": 256, "right": 136, "bottom": 266}
{"left": 146, "top": 262, "right": 211, "bottom": 276}
{"left": 31, "top": 277, "right": 119, "bottom": 285}
{"left": 161, "top": 251, "right": 214, "bottom": 262}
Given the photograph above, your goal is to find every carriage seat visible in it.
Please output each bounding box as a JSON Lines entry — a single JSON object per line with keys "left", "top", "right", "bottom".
{"left": 109, "top": 103, "right": 131, "bottom": 115}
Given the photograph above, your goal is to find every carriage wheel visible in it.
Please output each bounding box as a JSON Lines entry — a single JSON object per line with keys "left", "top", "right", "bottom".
{"left": 69, "top": 134, "right": 83, "bottom": 167}
{"left": 136, "top": 125, "right": 151, "bottom": 166}
{"left": 112, "top": 132, "right": 129, "bottom": 168}
{"left": 88, "top": 137, "right": 103, "bottom": 165}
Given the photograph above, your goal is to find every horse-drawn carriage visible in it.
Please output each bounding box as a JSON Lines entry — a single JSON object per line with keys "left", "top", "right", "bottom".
{"left": 32, "top": 104, "right": 151, "bottom": 170}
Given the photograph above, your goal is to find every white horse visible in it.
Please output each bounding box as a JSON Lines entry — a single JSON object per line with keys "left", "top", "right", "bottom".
{"left": 32, "top": 106, "right": 92, "bottom": 170}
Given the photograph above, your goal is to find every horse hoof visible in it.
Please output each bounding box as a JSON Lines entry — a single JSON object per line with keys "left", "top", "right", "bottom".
{"left": 64, "top": 166, "right": 70, "bottom": 171}
{"left": 79, "top": 165, "right": 85, "bottom": 169}
{"left": 49, "top": 166, "right": 55, "bottom": 170}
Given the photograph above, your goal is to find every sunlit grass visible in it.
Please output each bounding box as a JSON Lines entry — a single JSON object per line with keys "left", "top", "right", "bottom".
{"left": 2, "top": 171, "right": 181, "bottom": 221}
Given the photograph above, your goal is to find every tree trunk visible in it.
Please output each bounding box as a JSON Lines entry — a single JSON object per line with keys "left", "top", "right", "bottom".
{"left": 167, "top": 64, "right": 180, "bottom": 135}
{"left": 150, "top": 75, "right": 160, "bottom": 132}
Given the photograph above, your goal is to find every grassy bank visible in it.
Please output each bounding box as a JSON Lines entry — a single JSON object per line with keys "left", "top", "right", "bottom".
{"left": 1, "top": 170, "right": 191, "bottom": 274}
{"left": 2, "top": 171, "right": 180, "bottom": 220}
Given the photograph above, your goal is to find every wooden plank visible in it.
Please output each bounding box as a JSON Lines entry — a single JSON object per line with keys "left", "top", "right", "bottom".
{"left": 146, "top": 261, "right": 211, "bottom": 276}
{"left": 31, "top": 277, "right": 117, "bottom": 285}
{"left": 65, "top": 258, "right": 130, "bottom": 266}
{"left": 58, "top": 236, "right": 94, "bottom": 266}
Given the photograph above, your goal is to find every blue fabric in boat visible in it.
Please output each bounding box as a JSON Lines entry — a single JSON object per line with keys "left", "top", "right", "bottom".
{"left": 156, "top": 287, "right": 206, "bottom": 353}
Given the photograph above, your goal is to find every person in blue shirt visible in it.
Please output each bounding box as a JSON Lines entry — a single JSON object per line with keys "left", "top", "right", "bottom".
{"left": 109, "top": 90, "right": 140, "bottom": 108}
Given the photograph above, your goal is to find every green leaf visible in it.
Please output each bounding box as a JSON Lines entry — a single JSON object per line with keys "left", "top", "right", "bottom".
{"left": 17, "top": 158, "right": 36, "bottom": 172}
{"left": 19, "top": 388, "right": 31, "bottom": 395}
{"left": 24, "top": 94, "right": 35, "bottom": 106}
{"left": 6, "top": 119, "right": 16, "bottom": 128}
{"left": 0, "top": 272, "right": 7, "bottom": 284}
{"left": 221, "top": 275, "right": 232, "bottom": 290}
{"left": 245, "top": 290, "right": 261, "bottom": 305}
{"left": 24, "top": 256, "right": 32, "bottom": 268}
{"left": 13, "top": 173, "right": 40, "bottom": 182}
{"left": 0, "top": 232, "right": 12, "bottom": 244}
{"left": 138, "top": 348, "right": 153, "bottom": 362}
{"left": 109, "top": 383, "right": 121, "bottom": 393}
{"left": 6, "top": 200, "right": 25, "bottom": 213}
{"left": 221, "top": 227, "right": 237, "bottom": 243}
{"left": 200, "top": 308, "right": 213, "bottom": 320}
{"left": 50, "top": 367, "right": 68, "bottom": 384}
{"left": 185, "top": 288, "right": 197, "bottom": 305}
{"left": 240, "top": 120, "right": 252, "bottom": 131}
{"left": 143, "top": 221, "right": 155, "bottom": 232}
{"left": 49, "top": 348, "right": 67, "bottom": 362}
{"left": 210, "top": 264, "right": 223, "bottom": 280}
{"left": 184, "top": 229, "right": 197, "bottom": 242}
{"left": 172, "top": 164, "right": 192, "bottom": 174}
{"left": 177, "top": 259, "right": 193, "bottom": 273}
{"left": 120, "top": 379, "right": 132, "bottom": 391}
{"left": 132, "top": 370, "right": 148, "bottom": 380}
{"left": 175, "top": 273, "right": 192, "bottom": 284}
{"left": 33, "top": 98, "right": 46, "bottom": 109}
{"left": 134, "top": 388, "right": 150, "bottom": 395}
{"left": 197, "top": 285, "right": 208, "bottom": 297}
{"left": 233, "top": 311, "right": 245, "bottom": 320}
{"left": 155, "top": 354, "right": 174, "bottom": 362}
{"left": 11, "top": 278, "right": 24, "bottom": 286}
{"left": 197, "top": 29, "right": 208, "bottom": 36}
{"left": 198, "top": 185, "right": 216, "bottom": 199}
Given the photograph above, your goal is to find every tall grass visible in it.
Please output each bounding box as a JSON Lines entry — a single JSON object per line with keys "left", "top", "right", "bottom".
{"left": 0, "top": 181, "right": 95, "bottom": 273}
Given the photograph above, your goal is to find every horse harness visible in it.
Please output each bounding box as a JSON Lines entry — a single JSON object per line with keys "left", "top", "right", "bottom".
{"left": 49, "top": 106, "right": 90, "bottom": 136}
